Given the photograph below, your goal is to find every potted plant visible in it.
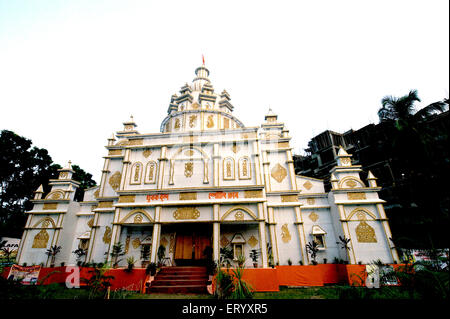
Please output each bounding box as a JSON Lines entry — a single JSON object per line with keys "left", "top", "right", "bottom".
{"left": 45, "top": 245, "right": 62, "bottom": 267}
{"left": 249, "top": 249, "right": 260, "bottom": 268}
{"left": 287, "top": 259, "right": 292, "bottom": 266}
{"left": 236, "top": 254, "right": 246, "bottom": 268}
{"left": 72, "top": 247, "right": 87, "bottom": 266}
{"left": 125, "top": 256, "right": 136, "bottom": 272}
{"left": 140, "top": 245, "right": 151, "bottom": 268}
{"left": 109, "top": 242, "right": 125, "bottom": 268}
{"left": 336, "top": 236, "right": 351, "bottom": 264}
{"left": 306, "top": 240, "right": 319, "bottom": 265}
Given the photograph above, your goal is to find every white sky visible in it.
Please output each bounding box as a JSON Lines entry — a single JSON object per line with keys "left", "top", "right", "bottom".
{"left": 0, "top": 0, "right": 448, "bottom": 183}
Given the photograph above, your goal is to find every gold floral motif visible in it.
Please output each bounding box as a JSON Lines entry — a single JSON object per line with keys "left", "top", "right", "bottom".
{"left": 133, "top": 163, "right": 142, "bottom": 182}
{"left": 43, "top": 203, "right": 58, "bottom": 210}
{"left": 207, "top": 115, "right": 214, "bottom": 128}
{"left": 192, "top": 102, "right": 200, "bottom": 110}
{"left": 244, "top": 190, "right": 263, "bottom": 198}
{"left": 220, "top": 235, "right": 230, "bottom": 248}
{"left": 108, "top": 149, "right": 122, "bottom": 156}
{"left": 49, "top": 192, "right": 62, "bottom": 200}
{"left": 134, "top": 214, "right": 143, "bottom": 223}
{"left": 124, "top": 124, "right": 134, "bottom": 131}
{"left": 307, "top": 198, "right": 315, "bottom": 205}
{"left": 247, "top": 235, "right": 258, "bottom": 248}
{"left": 125, "top": 236, "right": 130, "bottom": 254}
{"left": 345, "top": 180, "right": 357, "bottom": 188}
{"left": 169, "top": 233, "right": 175, "bottom": 253}
{"left": 303, "top": 181, "right": 313, "bottom": 190}
{"left": 356, "top": 221, "right": 377, "bottom": 243}
{"left": 173, "top": 207, "right": 200, "bottom": 220}
{"left": 179, "top": 192, "right": 197, "bottom": 200}
{"left": 160, "top": 237, "right": 168, "bottom": 247}
{"left": 235, "top": 211, "right": 244, "bottom": 220}
{"left": 174, "top": 118, "right": 180, "bottom": 130}
{"left": 308, "top": 212, "right": 319, "bottom": 222}
{"left": 32, "top": 229, "right": 49, "bottom": 248}
{"left": 271, "top": 164, "right": 287, "bottom": 183}
{"left": 118, "top": 195, "right": 135, "bottom": 203}
{"left": 109, "top": 172, "right": 121, "bottom": 190}
{"left": 98, "top": 201, "right": 113, "bottom": 208}
{"left": 347, "top": 192, "right": 366, "bottom": 200}
{"left": 116, "top": 139, "right": 129, "bottom": 146}
{"left": 103, "top": 226, "right": 112, "bottom": 244}
{"left": 341, "top": 157, "right": 351, "bottom": 165}
{"left": 59, "top": 172, "right": 68, "bottom": 179}
{"left": 132, "top": 238, "right": 141, "bottom": 249}
{"left": 185, "top": 150, "right": 194, "bottom": 156}
{"left": 184, "top": 161, "right": 194, "bottom": 178}
{"left": 143, "top": 149, "right": 152, "bottom": 158}
{"left": 42, "top": 220, "right": 50, "bottom": 228}
{"left": 281, "top": 195, "right": 298, "bottom": 202}
{"left": 277, "top": 142, "right": 290, "bottom": 148}
{"left": 189, "top": 115, "right": 197, "bottom": 128}
{"left": 281, "top": 224, "right": 291, "bottom": 243}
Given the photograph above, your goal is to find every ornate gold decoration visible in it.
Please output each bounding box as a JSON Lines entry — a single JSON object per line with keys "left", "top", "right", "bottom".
{"left": 133, "top": 163, "right": 142, "bottom": 183}
{"left": 271, "top": 163, "right": 287, "bottom": 183}
{"left": 32, "top": 229, "right": 49, "bottom": 248}
{"left": 108, "top": 149, "right": 122, "bottom": 156}
{"left": 42, "top": 220, "right": 50, "bottom": 228}
{"left": 223, "top": 118, "right": 230, "bottom": 129}
{"left": 116, "top": 139, "right": 129, "bottom": 146}
{"left": 179, "top": 192, "right": 197, "bottom": 200}
{"left": 124, "top": 124, "right": 134, "bottom": 131}
{"left": 174, "top": 118, "right": 180, "bottom": 130}
{"left": 234, "top": 211, "right": 244, "bottom": 220}
{"left": 128, "top": 139, "right": 143, "bottom": 146}
{"left": 303, "top": 181, "right": 313, "bottom": 190}
{"left": 98, "top": 201, "right": 113, "bottom": 208}
{"left": 241, "top": 132, "right": 257, "bottom": 139}
{"left": 143, "top": 149, "right": 152, "bottom": 158}
{"left": 281, "top": 195, "right": 298, "bottom": 202}
{"left": 244, "top": 190, "right": 263, "bottom": 198}
{"left": 207, "top": 115, "right": 214, "bottom": 128}
{"left": 169, "top": 233, "right": 175, "bottom": 253}
{"left": 132, "top": 238, "right": 141, "bottom": 249}
{"left": 341, "top": 157, "right": 351, "bottom": 165}
{"left": 185, "top": 150, "right": 194, "bottom": 156}
{"left": 189, "top": 115, "right": 197, "bottom": 128}
{"left": 160, "top": 237, "right": 168, "bottom": 247}
{"left": 238, "top": 157, "right": 251, "bottom": 179}
{"left": 48, "top": 191, "right": 63, "bottom": 200}
{"left": 87, "top": 218, "right": 94, "bottom": 228}
{"left": 307, "top": 198, "right": 315, "bottom": 205}
{"left": 192, "top": 102, "right": 200, "bottom": 110}
{"left": 118, "top": 195, "right": 135, "bottom": 203}
{"left": 281, "top": 224, "right": 291, "bottom": 243}
{"left": 93, "top": 189, "right": 100, "bottom": 198}
{"left": 43, "top": 203, "right": 58, "bottom": 210}
{"left": 184, "top": 161, "right": 194, "bottom": 178}
{"left": 345, "top": 180, "right": 357, "bottom": 188}
{"left": 134, "top": 214, "right": 143, "bottom": 223}
{"left": 308, "top": 212, "right": 319, "bottom": 222}
{"left": 220, "top": 235, "right": 230, "bottom": 248}
{"left": 146, "top": 161, "right": 157, "bottom": 183}
{"left": 232, "top": 143, "right": 240, "bottom": 153}
{"left": 125, "top": 236, "right": 130, "bottom": 254}
{"left": 109, "top": 172, "right": 121, "bottom": 190}
{"left": 248, "top": 235, "right": 258, "bottom": 248}
{"left": 173, "top": 207, "right": 200, "bottom": 220}
{"left": 356, "top": 219, "right": 377, "bottom": 243}
{"left": 59, "top": 172, "right": 68, "bottom": 179}
{"left": 103, "top": 226, "right": 112, "bottom": 244}
{"left": 347, "top": 192, "right": 366, "bottom": 200}
{"left": 277, "top": 142, "right": 290, "bottom": 148}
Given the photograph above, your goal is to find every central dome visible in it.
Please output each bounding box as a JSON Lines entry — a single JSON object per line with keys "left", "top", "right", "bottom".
{"left": 160, "top": 65, "right": 244, "bottom": 132}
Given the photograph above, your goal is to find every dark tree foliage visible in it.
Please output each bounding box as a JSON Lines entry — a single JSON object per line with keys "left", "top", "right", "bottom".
{"left": 0, "top": 130, "right": 96, "bottom": 238}
{"left": 71, "top": 164, "right": 96, "bottom": 202}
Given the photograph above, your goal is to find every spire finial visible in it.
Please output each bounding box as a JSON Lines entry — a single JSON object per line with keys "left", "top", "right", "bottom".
{"left": 202, "top": 54, "right": 205, "bottom": 66}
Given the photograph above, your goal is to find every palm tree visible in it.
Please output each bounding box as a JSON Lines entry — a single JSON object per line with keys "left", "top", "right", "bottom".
{"left": 45, "top": 245, "right": 62, "bottom": 267}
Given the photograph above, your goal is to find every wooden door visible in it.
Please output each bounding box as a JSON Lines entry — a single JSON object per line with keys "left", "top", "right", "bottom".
{"left": 174, "top": 229, "right": 211, "bottom": 260}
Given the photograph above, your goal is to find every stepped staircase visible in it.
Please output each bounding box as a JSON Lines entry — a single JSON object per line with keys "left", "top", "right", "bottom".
{"left": 147, "top": 266, "right": 209, "bottom": 294}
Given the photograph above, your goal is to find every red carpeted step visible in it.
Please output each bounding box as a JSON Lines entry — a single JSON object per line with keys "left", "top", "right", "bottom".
{"left": 147, "top": 266, "right": 210, "bottom": 294}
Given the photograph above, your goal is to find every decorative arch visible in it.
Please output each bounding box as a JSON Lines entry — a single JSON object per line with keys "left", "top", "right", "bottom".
{"left": 223, "top": 157, "right": 235, "bottom": 180}
{"left": 119, "top": 209, "right": 154, "bottom": 224}
{"left": 221, "top": 206, "right": 258, "bottom": 222}
{"left": 130, "top": 162, "right": 143, "bottom": 185}
{"left": 45, "top": 190, "right": 65, "bottom": 200}
{"left": 169, "top": 145, "right": 209, "bottom": 185}
{"left": 347, "top": 207, "right": 377, "bottom": 221}
{"left": 32, "top": 217, "right": 57, "bottom": 229}
{"left": 338, "top": 176, "right": 366, "bottom": 189}
{"left": 238, "top": 156, "right": 251, "bottom": 180}
{"left": 144, "top": 161, "right": 158, "bottom": 184}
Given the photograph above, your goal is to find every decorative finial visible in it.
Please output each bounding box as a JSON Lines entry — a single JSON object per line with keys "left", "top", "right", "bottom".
{"left": 68, "top": 160, "right": 72, "bottom": 168}
{"left": 202, "top": 54, "right": 205, "bottom": 66}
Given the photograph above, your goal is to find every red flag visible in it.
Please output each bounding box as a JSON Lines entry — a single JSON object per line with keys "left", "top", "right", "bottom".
{"left": 202, "top": 55, "right": 205, "bottom": 65}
